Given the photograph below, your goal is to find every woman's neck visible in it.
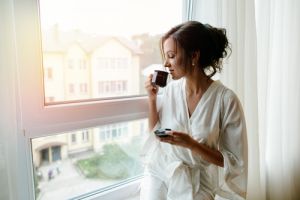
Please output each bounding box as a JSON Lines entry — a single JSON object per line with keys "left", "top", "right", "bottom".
{"left": 185, "top": 70, "right": 213, "bottom": 95}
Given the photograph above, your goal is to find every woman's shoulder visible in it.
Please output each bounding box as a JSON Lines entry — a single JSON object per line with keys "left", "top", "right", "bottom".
{"left": 214, "top": 81, "right": 240, "bottom": 103}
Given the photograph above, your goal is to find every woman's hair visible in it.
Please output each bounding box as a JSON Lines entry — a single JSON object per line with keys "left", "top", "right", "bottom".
{"left": 160, "top": 21, "right": 230, "bottom": 77}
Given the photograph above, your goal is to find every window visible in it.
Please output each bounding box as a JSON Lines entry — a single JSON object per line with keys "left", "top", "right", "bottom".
{"left": 79, "top": 59, "right": 87, "bottom": 69}
{"left": 31, "top": 119, "right": 148, "bottom": 199}
{"left": 98, "top": 80, "right": 128, "bottom": 96}
{"left": 68, "top": 59, "right": 74, "bottom": 69}
{"left": 79, "top": 83, "right": 88, "bottom": 94}
{"left": 45, "top": 67, "right": 53, "bottom": 80}
{"left": 39, "top": 0, "right": 182, "bottom": 104}
{"left": 71, "top": 134, "right": 77, "bottom": 144}
{"left": 81, "top": 130, "right": 89, "bottom": 142}
{"left": 68, "top": 83, "right": 75, "bottom": 94}
{"left": 14, "top": 0, "right": 183, "bottom": 199}
{"left": 97, "top": 57, "right": 129, "bottom": 70}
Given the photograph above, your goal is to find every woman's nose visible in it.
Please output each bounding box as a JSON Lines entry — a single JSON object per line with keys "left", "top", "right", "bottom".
{"left": 164, "top": 60, "right": 171, "bottom": 68}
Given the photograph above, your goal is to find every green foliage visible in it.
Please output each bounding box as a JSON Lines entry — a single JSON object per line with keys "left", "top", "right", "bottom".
{"left": 76, "top": 143, "right": 143, "bottom": 180}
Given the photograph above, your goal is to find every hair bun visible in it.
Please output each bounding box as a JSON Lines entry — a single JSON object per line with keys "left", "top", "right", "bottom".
{"left": 161, "top": 21, "right": 231, "bottom": 78}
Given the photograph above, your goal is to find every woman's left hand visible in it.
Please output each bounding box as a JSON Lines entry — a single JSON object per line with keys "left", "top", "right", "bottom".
{"left": 159, "top": 131, "right": 198, "bottom": 149}
{"left": 160, "top": 131, "right": 224, "bottom": 167}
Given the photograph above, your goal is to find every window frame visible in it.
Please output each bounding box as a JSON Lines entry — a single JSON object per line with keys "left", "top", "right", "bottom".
{"left": 15, "top": 0, "right": 147, "bottom": 199}
{"left": 13, "top": 0, "right": 187, "bottom": 199}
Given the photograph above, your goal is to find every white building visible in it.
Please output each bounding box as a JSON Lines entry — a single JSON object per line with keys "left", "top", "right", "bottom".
{"left": 32, "top": 27, "right": 145, "bottom": 166}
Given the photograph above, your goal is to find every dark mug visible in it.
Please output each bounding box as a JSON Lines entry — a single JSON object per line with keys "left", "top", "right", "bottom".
{"left": 151, "top": 70, "right": 169, "bottom": 87}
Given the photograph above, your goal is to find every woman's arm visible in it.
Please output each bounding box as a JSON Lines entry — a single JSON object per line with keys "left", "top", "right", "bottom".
{"left": 144, "top": 74, "right": 159, "bottom": 131}
{"left": 160, "top": 131, "right": 224, "bottom": 167}
{"left": 148, "top": 99, "right": 159, "bottom": 131}
{"left": 189, "top": 138, "right": 224, "bottom": 167}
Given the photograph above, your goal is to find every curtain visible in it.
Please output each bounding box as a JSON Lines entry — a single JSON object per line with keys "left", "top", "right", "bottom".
{"left": 255, "top": 0, "right": 300, "bottom": 199}
{"left": 190, "top": 0, "right": 300, "bottom": 199}
{"left": 190, "top": 0, "right": 262, "bottom": 199}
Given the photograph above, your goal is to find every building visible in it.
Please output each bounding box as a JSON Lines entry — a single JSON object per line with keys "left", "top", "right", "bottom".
{"left": 32, "top": 26, "right": 146, "bottom": 167}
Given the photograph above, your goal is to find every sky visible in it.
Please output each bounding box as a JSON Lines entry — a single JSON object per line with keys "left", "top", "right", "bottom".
{"left": 39, "top": 0, "right": 182, "bottom": 36}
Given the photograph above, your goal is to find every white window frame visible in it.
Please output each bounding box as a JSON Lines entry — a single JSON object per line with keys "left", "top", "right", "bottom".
{"left": 13, "top": 0, "right": 148, "bottom": 199}
{"left": 12, "top": 0, "right": 188, "bottom": 199}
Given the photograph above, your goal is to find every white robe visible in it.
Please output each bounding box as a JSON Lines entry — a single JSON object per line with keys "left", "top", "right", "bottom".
{"left": 140, "top": 78, "right": 248, "bottom": 200}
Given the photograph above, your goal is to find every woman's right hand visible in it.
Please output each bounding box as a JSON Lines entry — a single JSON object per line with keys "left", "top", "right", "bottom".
{"left": 145, "top": 74, "right": 159, "bottom": 101}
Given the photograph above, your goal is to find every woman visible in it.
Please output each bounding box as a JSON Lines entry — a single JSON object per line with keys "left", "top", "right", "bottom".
{"left": 140, "top": 21, "right": 247, "bottom": 200}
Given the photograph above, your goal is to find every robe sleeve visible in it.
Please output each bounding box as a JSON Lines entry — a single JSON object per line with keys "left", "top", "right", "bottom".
{"left": 217, "top": 89, "right": 248, "bottom": 199}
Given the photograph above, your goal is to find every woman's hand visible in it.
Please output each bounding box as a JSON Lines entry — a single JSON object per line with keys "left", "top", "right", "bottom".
{"left": 144, "top": 74, "right": 159, "bottom": 101}
{"left": 159, "top": 131, "right": 224, "bottom": 167}
{"left": 158, "top": 131, "right": 198, "bottom": 150}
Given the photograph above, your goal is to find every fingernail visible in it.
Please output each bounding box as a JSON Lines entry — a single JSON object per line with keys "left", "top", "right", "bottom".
{"left": 166, "top": 131, "right": 172, "bottom": 135}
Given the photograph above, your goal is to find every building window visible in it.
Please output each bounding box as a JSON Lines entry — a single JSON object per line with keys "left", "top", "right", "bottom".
{"left": 98, "top": 80, "right": 128, "bottom": 95}
{"left": 111, "top": 125, "right": 117, "bottom": 138}
{"left": 68, "top": 59, "right": 74, "bottom": 69}
{"left": 81, "top": 130, "right": 89, "bottom": 142}
{"left": 79, "top": 59, "right": 87, "bottom": 69}
{"left": 71, "top": 134, "right": 76, "bottom": 144}
{"left": 79, "top": 83, "right": 88, "bottom": 94}
{"left": 99, "top": 130, "right": 106, "bottom": 140}
{"left": 97, "top": 57, "right": 129, "bottom": 70}
{"left": 46, "top": 67, "right": 53, "bottom": 80}
{"left": 69, "top": 84, "right": 75, "bottom": 94}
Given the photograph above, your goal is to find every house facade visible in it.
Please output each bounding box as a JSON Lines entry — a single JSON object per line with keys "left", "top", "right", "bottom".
{"left": 32, "top": 27, "right": 146, "bottom": 167}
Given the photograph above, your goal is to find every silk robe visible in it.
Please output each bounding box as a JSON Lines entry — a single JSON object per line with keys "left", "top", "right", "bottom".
{"left": 140, "top": 78, "right": 247, "bottom": 200}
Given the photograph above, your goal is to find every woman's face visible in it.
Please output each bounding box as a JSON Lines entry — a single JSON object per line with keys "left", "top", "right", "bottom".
{"left": 163, "top": 37, "right": 186, "bottom": 80}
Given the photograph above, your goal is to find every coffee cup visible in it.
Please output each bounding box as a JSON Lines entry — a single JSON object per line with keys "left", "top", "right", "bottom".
{"left": 151, "top": 70, "right": 169, "bottom": 87}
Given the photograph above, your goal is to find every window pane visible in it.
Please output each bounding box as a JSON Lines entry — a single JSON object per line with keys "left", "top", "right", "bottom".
{"left": 39, "top": 0, "right": 182, "bottom": 103}
{"left": 31, "top": 118, "right": 148, "bottom": 199}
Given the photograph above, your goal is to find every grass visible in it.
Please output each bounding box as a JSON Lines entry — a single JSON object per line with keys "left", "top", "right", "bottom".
{"left": 76, "top": 143, "right": 143, "bottom": 180}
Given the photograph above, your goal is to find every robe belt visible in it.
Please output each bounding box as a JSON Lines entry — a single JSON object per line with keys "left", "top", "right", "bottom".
{"left": 166, "top": 161, "right": 201, "bottom": 200}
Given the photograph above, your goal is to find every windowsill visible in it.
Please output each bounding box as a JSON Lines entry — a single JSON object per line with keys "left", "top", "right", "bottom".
{"left": 70, "top": 176, "right": 141, "bottom": 200}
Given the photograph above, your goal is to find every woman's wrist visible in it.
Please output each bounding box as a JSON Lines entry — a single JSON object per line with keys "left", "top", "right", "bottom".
{"left": 148, "top": 98, "right": 157, "bottom": 106}
{"left": 189, "top": 139, "right": 200, "bottom": 152}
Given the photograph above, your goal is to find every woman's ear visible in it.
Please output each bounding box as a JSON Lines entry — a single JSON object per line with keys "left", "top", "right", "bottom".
{"left": 191, "top": 51, "right": 200, "bottom": 66}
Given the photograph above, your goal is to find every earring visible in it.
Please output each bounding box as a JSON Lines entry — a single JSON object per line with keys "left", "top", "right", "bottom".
{"left": 192, "top": 63, "right": 195, "bottom": 66}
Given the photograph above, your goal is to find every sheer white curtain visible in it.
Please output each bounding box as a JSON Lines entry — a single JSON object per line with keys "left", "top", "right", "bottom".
{"left": 255, "top": 0, "right": 300, "bottom": 199}
{"left": 190, "top": 0, "right": 300, "bottom": 199}
{"left": 190, "top": 0, "right": 262, "bottom": 199}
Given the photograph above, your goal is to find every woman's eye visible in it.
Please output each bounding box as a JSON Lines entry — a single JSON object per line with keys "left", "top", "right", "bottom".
{"left": 168, "top": 54, "right": 175, "bottom": 59}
